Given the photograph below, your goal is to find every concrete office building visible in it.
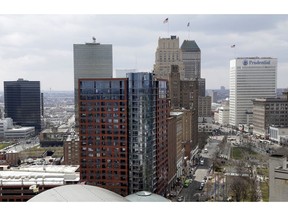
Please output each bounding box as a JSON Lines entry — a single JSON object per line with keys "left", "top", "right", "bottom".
{"left": 198, "top": 96, "right": 212, "bottom": 117}
{"left": 153, "top": 35, "right": 185, "bottom": 81}
{"left": 74, "top": 40, "right": 113, "bottom": 127}
{"left": 208, "top": 90, "right": 218, "bottom": 103}
{"left": 253, "top": 97, "right": 288, "bottom": 137}
{"left": 269, "top": 126, "right": 288, "bottom": 145}
{"left": 218, "top": 102, "right": 229, "bottom": 125}
{"left": 4, "top": 79, "right": 41, "bottom": 133}
{"left": 229, "top": 57, "right": 277, "bottom": 127}
{"left": 0, "top": 118, "right": 34, "bottom": 139}
{"left": 0, "top": 165, "right": 79, "bottom": 202}
{"left": 269, "top": 154, "right": 288, "bottom": 201}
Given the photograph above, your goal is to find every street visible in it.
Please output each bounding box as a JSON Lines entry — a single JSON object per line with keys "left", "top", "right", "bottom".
{"left": 177, "top": 137, "right": 222, "bottom": 201}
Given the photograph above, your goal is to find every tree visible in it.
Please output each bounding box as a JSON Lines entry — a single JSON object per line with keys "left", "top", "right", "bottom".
{"left": 229, "top": 176, "right": 249, "bottom": 201}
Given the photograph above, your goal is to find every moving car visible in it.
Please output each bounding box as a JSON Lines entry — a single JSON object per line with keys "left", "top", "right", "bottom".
{"left": 200, "top": 158, "right": 204, "bottom": 165}
{"left": 199, "top": 182, "right": 205, "bottom": 190}
{"left": 184, "top": 179, "right": 190, "bottom": 188}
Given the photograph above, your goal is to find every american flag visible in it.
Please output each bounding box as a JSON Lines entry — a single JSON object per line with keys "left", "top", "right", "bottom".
{"left": 163, "top": 18, "right": 168, "bottom": 23}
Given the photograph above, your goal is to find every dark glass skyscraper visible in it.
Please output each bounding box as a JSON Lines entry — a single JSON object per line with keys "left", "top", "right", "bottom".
{"left": 4, "top": 79, "right": 41, "bottom": 133}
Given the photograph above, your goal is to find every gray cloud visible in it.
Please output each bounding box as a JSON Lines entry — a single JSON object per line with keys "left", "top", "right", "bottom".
{"left": 0, "top": 14, "right": 288, "bottom": 91}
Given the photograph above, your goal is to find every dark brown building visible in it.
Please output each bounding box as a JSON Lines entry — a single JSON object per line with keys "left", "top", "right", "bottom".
{"left": 167, "top": 116, "right": 177, "bottom": 192}
{"left": 169, "top": 65, "right": 199, "bottom": 152}
{"left": 63, "top": 134, "right": 80, "bottom": 165}
{"left": 155, "top": 79, "right": 170, "bottom": 195}
{"left": 78, "top": 78, "right": 129, "bottom": 196}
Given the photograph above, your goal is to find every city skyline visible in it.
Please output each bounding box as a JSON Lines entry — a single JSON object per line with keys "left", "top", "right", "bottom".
{"left": 1, "top": 14, "right": 288, "bottom": 91}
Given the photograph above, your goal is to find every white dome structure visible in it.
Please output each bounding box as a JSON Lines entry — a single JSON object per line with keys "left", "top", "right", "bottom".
{"left": 28, "top": 184, "right": 129, "bottom": 202}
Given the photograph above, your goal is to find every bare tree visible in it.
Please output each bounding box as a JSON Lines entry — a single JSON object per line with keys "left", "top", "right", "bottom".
{"left": 229, "top": 176, "right": 249, "bottom": 201}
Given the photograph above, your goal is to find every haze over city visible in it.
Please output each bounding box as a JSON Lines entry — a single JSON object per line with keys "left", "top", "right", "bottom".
{"left": 0, "top": 8, "right": 288, "bottom": 91}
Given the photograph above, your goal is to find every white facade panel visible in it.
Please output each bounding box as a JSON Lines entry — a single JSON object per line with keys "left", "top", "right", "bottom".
{"left": 229, "top": 57, "right": 277, "bottom": 127}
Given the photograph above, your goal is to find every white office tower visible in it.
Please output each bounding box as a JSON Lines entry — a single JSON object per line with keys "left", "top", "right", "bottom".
{"left": 229, "top": 57, "right": 277, "bottom": 127}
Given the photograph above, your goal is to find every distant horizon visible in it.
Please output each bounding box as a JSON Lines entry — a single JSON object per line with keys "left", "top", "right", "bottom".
{"left": 1, "top": 87, "right": 288, "bottom": 94}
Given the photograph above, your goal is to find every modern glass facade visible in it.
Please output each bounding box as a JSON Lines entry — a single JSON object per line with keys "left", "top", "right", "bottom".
{"left": 127, "top": 72, "right": 157, "bottom": 194}
{"left": 4, "top": 79, "right": 41, "bottom": 133}
{"left": 78, "top": 78, "right": 129, "bottom": 196}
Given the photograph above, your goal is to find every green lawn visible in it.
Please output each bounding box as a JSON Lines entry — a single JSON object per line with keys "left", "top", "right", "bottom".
{"left": 231, "top": 147, "right": 257, "bottom": 160}
{"left": 19, "top": 146, "right": 63, "bottom": 159}
{"left": 0, "top": 143, "right": 11, "bottom": 150}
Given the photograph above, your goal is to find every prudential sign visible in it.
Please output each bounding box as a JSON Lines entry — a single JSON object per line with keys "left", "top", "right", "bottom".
{"left": 242, "top": 59, "right": 271, "bottom": 66}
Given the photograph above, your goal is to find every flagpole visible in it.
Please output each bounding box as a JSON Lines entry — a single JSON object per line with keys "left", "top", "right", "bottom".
{"left": 187, "top": 22, "right": 190, "bottom": 39}
{"left": 163, "top": 18, "right": 169, "bottom": 37}
{"left": 168, "top": 21, "right": 170, "bottom": 37}
{"left": 231, "top": 44, "right": 236, "bottom": 59}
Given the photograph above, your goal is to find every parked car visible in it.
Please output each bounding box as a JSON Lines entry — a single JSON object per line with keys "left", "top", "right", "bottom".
{"left": 177, "top": 196, "right": 184, "bottom": 202}
{"left": 204, "top": 148, "right": 208, "bottom": 153}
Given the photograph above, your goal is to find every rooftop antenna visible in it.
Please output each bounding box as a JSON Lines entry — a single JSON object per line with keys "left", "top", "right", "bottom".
{"left": 92, "top": 37, "right": 96, "bottom": 43}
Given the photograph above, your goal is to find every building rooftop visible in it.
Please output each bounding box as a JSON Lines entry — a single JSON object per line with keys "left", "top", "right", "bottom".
{"left": 41, "top": 128, "right": 69, "bottom": 134}
{"left": 252, "top": 97, "right": 288, "bottom": 102}
{"left": 0, "top": 165, "right": 79, "bottom": 186}
{"left": 236, "top": 57, "right": 274, "bottom": 59}
{"left": 170, "top": 111, "right": 183, "bottom": 116}
{"left": 181, "top": 40, "right": 200, "bottom": 52}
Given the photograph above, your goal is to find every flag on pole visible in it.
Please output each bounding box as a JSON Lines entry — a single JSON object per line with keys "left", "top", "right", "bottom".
{"left": 231, "top": 44, "right": 236, "bottom": 48}
{"left": 187, "top": 22, "right": 190, "bottom": 27}
{"left": 163, "top": 18, "right": 168, "bottom": 24}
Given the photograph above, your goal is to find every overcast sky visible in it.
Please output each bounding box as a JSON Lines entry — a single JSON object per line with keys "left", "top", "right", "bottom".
{"left": 0, "top": 3, "right": 288, "bottom": 91}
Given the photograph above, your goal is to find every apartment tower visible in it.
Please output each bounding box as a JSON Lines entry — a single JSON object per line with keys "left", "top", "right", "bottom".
{"left": 78, "top": 73, "right": 169, "bottom": 196}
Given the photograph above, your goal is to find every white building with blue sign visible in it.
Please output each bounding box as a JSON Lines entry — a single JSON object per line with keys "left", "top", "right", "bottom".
{"left": 229, "top": 57, "right": 277, "bottom": 127}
